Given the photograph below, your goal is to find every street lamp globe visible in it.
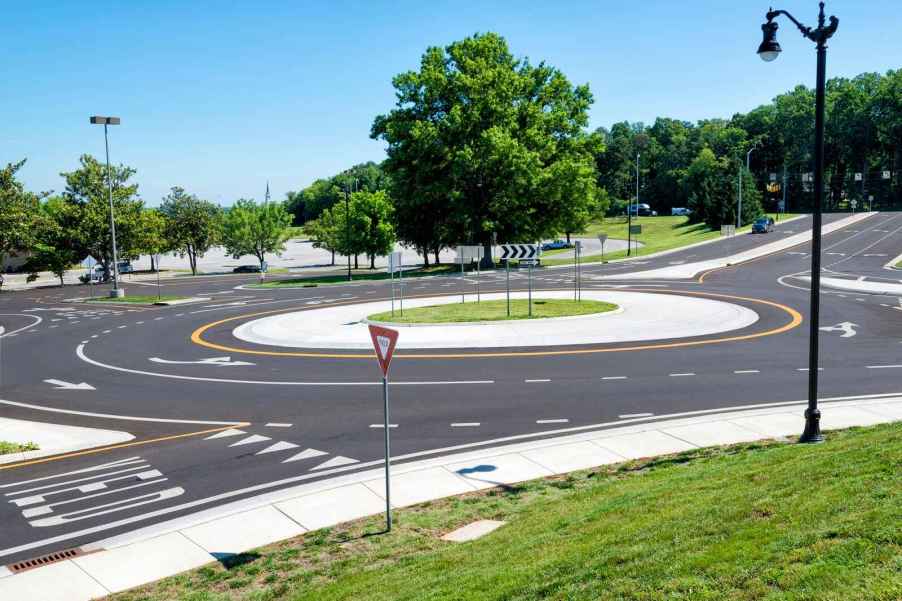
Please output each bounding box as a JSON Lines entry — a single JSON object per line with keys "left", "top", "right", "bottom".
{"left": 757, "top": 21, "right": 781, "bottom": 61}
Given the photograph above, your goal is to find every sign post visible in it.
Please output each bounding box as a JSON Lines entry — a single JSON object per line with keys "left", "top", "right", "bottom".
{"left": 455, "top": 245, "right": 483, "bottom": 304}
{"left": 368, "top": 324, "right": 399, "bottom": 532}
{"left": 597, "top": 233, "right": 607, "bottom": 261}
{"left": 152, "top": 254, "right": 162, "bottom": 301}
{"left": 81, "top": 256, "right": 97, "bottom": 299}
{"left": 387, "top": 251, "right": 402, "bottom": 317}
{"left": 574, "top": 241, "right": 582, "bottom": 301}
{"left": 628, "top": 225, "right": 642, "bottom": 255}
{"left": 499, "top": 244, "right": 540, "bottom": 317}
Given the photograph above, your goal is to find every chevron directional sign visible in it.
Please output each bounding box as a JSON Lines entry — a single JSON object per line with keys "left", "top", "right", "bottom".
{"left": 500, "top": 244, "right": 539, "bottom": 260}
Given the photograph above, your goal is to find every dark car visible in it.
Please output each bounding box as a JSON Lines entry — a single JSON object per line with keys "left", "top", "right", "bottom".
{"left": 233, "top": 263, "right": 267, "bottom": 273}
{"left": 751, "top": 217, "right": 775, "bottom": 233}
{"left": 627, "top": 203, "right": 657, "bottom": 217}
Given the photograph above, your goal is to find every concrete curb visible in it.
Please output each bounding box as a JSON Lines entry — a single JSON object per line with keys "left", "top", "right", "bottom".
{"left": 885, "top": 251, "right": 902, "bottom": 271}
{"left": 2, "top": 393, "right": 899, "bottom": 600}
{"left": 801, "top": 275, "right": 902, "bottom": 296}
{"left": 0, "top": 418, "right": 134, "bottom": 465}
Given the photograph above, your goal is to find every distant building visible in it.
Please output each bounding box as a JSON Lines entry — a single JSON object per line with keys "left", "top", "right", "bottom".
{"left": 2, "top": 251, "right": 30, "bottom": 273}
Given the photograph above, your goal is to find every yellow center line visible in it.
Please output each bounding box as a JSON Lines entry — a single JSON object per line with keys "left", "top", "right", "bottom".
{"left": 190, "top": 289, "right": 803, "bottom": 359}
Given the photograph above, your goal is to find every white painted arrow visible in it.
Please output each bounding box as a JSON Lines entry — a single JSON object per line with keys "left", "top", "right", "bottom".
{"left": 148, "top": 356, "right": 256, "bottom": 367}
{"left": 819, "top": 322, "right": 858, "bottom": 338}
{"left": 44, "top": 379, "right": 96, "bottom": 390}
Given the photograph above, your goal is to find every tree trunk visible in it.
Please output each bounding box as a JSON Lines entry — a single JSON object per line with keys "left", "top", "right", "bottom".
{"left": 354, "top": 255, "right": 359, "bottom": 269}
{"left": 331, "top": 249, "right": 335, "bottom": 265}
{"left": 566, "top": 232, "right": 571, "bottom": 244}
{"left": 370, "top": 254, "right": 375, "bottom": 269}
{"left": 433, "top": 247, "right": 440, "bottom": 266}
{"left": 189, "top": 253, "right": 197, "bottom": 276}
{"left": 150, "top": 255, "right": 156, "bottom": 272}
{"left": 422, "top": 246, "right": 430, "bottom": 267}
{"left": 479, "top": 242, "right": 494, "bottom": 269}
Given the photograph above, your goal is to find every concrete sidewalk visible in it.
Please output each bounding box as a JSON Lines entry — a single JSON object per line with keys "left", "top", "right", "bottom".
{"left": 604, "top": 212, "right": 874, "bottom": 280}
{"left": 1, "top": 393, "right": 899, "bottom": 600}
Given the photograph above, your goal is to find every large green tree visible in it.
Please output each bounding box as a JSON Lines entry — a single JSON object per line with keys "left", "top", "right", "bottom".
{"left": 372, "top": 32, "right": 604, "bottom": 266}
{"left": 24, "top": 197, "right": 80, "bottom": 287}
{"left": 221, "top": 199, "right": 292, "bottom": 270}
{"left": 0, "top": 159, "right": 44, "bottom": 287}
{"left": 159, "top": 187, "right": 222, "bottom": 275}
{"left": 351, "top": 190, "right": 396, "bottom": 269}
{"left": 60, "top": 154, "right": 145, "bottom": 276}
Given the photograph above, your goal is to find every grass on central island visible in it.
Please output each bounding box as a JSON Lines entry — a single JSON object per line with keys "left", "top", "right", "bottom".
{"left": 367, "top": 298, "right": 617, "bottom": 323}
{"left": 0, "top": 441, "right": 38, "bottom": 455}
{"left": 87, "top": 295, "right": 187, "bottom": 304}
{"left": 108, "top": 422, "right": 902, "bottom": 601}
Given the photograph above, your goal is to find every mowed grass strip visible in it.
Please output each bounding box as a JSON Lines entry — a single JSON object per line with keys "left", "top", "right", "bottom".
{"left": 250, "top": 265, "right": 461, "bottom": 288}
{"left": 0, "top": 441, "right": 38, "bottom": 455}
{"left": 543, "top": 213, "right": 795, "bottom": 267}
{"left": 108, "top": 422, "right": 902, "bottom": 601}
{"left": 367, "top": 299, "right": 617, "bottom": 323}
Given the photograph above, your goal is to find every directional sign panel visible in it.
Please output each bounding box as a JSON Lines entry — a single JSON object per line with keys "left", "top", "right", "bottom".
{"left": 500, "top": 244, "right": 539, "bottom": 260}
{"left": 368, "top": 324, "right": 399, "bottom": 376}
{"left": 455, "top": 245, "right": 483, "bottom": 261}
{"left": 387, "top": 251, "right": 402, "bottom": 274}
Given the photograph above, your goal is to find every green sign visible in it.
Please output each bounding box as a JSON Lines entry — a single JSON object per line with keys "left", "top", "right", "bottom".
{"left": 629, "top": 225, "right": 642, "bottom": 235}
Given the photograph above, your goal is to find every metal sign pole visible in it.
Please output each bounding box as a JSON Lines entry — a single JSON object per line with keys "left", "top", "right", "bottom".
{"left": 398, "top": 256, "right": 403, "bottom": 317}
{"left": 574, "top": 244, "right": 578, "bottom": 301}
{"left": 506, "top": 259, "right": 510, "bottom": 317}
{"left": 577, "top": 243, "right": 581, "bottom": 301}
{"left": 476, "top": 250, "right": 480, "bottom": 303}
{"left": 528, "top": 259, "right": 533, "bottom": 317}
{"left": 390, "top": 262, "right": 395, "bottom": 318}
{"left": 460, "top": 257, "right": 465, "bottom": 303}
{"left": 383, "top": 374, "right": 392, "bottom": 531}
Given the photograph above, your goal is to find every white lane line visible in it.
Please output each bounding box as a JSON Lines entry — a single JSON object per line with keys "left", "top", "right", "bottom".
{"left": 619, "top": 413, "right": 654, "bottom": 419}
{"left": 369, "top": 424, "right": 398, "bottom": 428}
{"left": 154, "top": 317, "right": 164, "bottom": 321}
{"left": 117, "top": 325, "right": 127, "bottom": 329}
{"left": 866, "top": 365, "right": 902, "bottom": 369}
{"left": 135, "top": 321, "right": 144, "bottom": 325}
{"left": 536, "top": 419, "right": 569, "bottom": 424}
{"left": 525, "top": 379, "right": 551, "bottom": 383}
{"left": 796, "top": 368, "right": 824, "bottom": 372}
{"left": 451, "top": 422, "right": 481, "bottom": 427}
{"left": 669, "top": 373, "right": 696, "bottom": 377}
{"left": 0, "top": 400, "right": 243, "bottom": 426}
{"left": 734, "top": 370, "right": 760, "bottom": 374}
{"left": 264, "top": 422, "right": 293, "bottom": 428}
{"left": 601, "top": 376, "right": 628, "bottom": 380}
{"left": 102, "top": 330, "right": 111, "bottom": 334}
{"left": 77, "top": 344, "right": 495, "bottom": 387}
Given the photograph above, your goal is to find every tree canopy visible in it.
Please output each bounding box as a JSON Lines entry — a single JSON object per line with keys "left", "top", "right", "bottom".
{"left": 159, "top": 187, "right": 222, "bottom": 275}
{"left": 221, "top": 199, "right": 292, "bottom": 270}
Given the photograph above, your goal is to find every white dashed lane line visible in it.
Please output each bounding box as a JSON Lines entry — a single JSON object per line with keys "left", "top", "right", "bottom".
{"left": 866, "top": 365, "right": 902, "bottom": 369}
{"left": 369, "top": 424, "right": 398, "bottom": 428}
{"left": 264, "top": 422, "right": 293, "bottom": 427}
{"left": 537, "top": 418, "right": 569, "bottom": 424}
{"left": 525, "top": 379, "right": 551, "bottom": 383}
{"left": 734, "top": 370, "right": 760, "bottom": 374}
{"left": 619, "top": 413, "right": 654, "bottom": 419}
{"left": 451, "top": 422, "right": 481, "bottom": 427}
{"left": 601, "top": 376, "right": 628, "bottom": 380}
{"left": 669, "top": 373, "right": 696, "bottom": 377}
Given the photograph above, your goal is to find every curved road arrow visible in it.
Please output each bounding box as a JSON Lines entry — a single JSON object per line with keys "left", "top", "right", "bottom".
{"left": 149, "top": 356, "right": 256, "bottom": 367}
{"left": 44, "top": 379, "right": 96, "bottom": 390}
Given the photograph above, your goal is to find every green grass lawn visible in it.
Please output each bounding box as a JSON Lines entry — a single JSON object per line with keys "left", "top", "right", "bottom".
{"left": 367, "top": 298, "right": 617, "bottom": 323}
{"left": 108, "top": 422, "right": 901, "bottom": 601}
{"left": 543, "top": 213, "right": 797, "bottom": 267}
{"left": 0, "top": 441, "right": 38, "bottom": 455}
{"left": 88, "top": 295, "right": 189, "bottom": 304}
{"left": 251, "top": 265, "right": 463, "bottom": 288}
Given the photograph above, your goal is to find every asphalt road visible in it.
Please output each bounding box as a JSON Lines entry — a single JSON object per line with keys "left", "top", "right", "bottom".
{"left": 0, "top": 211, "right": 899, "bottom": 565}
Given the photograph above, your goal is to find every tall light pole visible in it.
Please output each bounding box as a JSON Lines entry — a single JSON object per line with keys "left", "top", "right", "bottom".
{"left": 628, "top": 152, "right": 640, "bottom": 256}
{"left": 344, "top": 183, "right": 352, "bottom": 281}
{"left": 90, "top": 116, "right": 124, "bottom": 298}
{"left": 758, "top": 2, "right": 838, "bottom": 443}
{"left": 738, "top": 144, "right": 757, "bottom": 228}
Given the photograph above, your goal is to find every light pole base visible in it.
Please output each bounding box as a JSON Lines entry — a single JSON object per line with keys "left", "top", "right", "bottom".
{"left": 799, "top": 407, "right": 824, "bottom": 444}
{"left": 109, "top": 289, "right": 126, "bottom": 299}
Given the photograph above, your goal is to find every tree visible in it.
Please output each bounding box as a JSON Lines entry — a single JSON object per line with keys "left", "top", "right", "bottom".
{"left": 0, "top": 159, "right": 44, "bottom": 289}
{"left": 60, "top": 154, "right": 145, "bottom": 277}
{"left": 351, "top": 190, "right": 396, "bottom": 268}
{"left": 284, "top": 162, "right": 390, "bottom": 225}
{"left": 23, "top": 197, "right": 79, "bottom": 287}
{"left": 221, "top": 199, "right": 292, "bottom": 270}
{"left": 159, "top": 187, "right": 222, "bottom": 275}
{"left": 683, "top": 148, "right": 761, "bottom": 229}
{"left": 372, "top": 32, "right": 604, "bottom": 266}
{"left": 306, "top": 214, "right": 338, "bottom": 265}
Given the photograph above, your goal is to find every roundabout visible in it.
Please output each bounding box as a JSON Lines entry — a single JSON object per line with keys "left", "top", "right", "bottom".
{"left": 230, "top": 290, "right": 760, "bottom": 350}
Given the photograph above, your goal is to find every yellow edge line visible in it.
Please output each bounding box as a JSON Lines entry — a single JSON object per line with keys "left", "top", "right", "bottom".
{"left": 0, "top": 423, "right": 250, "bottom": 471}
{"left": 190, "top": 290, "right": 803, "bottom": 359}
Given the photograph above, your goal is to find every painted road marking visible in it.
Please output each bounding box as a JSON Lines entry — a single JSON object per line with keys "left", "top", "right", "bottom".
{"left": 669, "top": 373, "right": 696, "bottom": 377}
{"left": 734, "top": 370, "right": 760, "bottom": 374}
{"left": 204, "top": 428, "right": 246, "bottom": 440}
{"left": 264, "top": 423, "right": 292, "bottom": 428}
{"left": 819, "top": 321, "right": 858, "bottom": 337}
{"left": 255, "top": 441, "right": 299, "bottom": 455}
{"left": 311, "top": 456, "right": 358, "bottom": 470}
{"left": 601, "top": 376, "right": 628, "bottom": 380}
{"left": 866, "top": 365, "right": 902, "bottom": 369}
{"left": 536, "top": 419, "right": 569, "bottom": 424}
{"left": 796, "top": 368, "right": 824, "bottom": 372}
{"left": 525, "top": 379, "right": 551, "bottom": 383}
{"left": 282, "top": 448, "right": 327, "bottom": 463}
{"left": 369, "top": 424, "right": 399, "bottom": 428}
{"left": 228, "top": 434, "right": 272, "bottom": 447}
{"left": 149, "top": 356, "right": 256, "bottom": 367}
{"left": 619, "top": 413, "right": 654, "bottom": 419}
{"left": 451, "top": 423, "right": 481, "bottom": 427}
{"left": 44, "top": 379, "right": 95, "bottom": 390}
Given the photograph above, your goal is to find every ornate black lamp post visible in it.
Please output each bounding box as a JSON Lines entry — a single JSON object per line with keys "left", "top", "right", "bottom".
{"left": 757, "top": 3, "right": 838, "bottom": 443}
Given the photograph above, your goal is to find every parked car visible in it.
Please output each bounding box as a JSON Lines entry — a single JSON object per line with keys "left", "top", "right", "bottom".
{"left": 751, "top": 217, "right": 775, "bottom": 233}
{"left": 541, "top": 239, "right": 571, "bottom": 251}
{"left": 117, "top": 261, "right": 134, "bottom": 274}
{"left": 628, "top": 203, "right": 657, "bottom": 217}
{"left": 671, "top": 207, "right": 691, "bottom": 216}
{"left": 233, "top": 263, "right": 268, "bottom": 273}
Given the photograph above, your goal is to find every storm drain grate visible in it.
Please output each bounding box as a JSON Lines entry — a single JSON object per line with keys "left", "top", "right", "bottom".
{"left": 7, "top": 547, "right": 87, "bottom": 573}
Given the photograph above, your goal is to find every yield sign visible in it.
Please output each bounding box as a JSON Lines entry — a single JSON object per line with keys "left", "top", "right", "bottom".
{"left": 368, "top": 324, "right": 399, "bottom": 376}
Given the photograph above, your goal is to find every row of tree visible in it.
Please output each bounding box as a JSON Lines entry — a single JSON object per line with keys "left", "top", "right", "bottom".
{"left": 0, "top": 156, "right": 294, "bottom": 289}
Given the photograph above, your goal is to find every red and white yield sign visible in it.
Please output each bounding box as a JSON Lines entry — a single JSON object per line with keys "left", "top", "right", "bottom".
{"left": 368, "top": 324, "right": 399, "bottom": 377}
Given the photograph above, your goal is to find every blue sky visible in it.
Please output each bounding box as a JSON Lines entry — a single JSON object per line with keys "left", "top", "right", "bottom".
{"left": 4, "top": 1, "right": 900, "bottom": 206}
